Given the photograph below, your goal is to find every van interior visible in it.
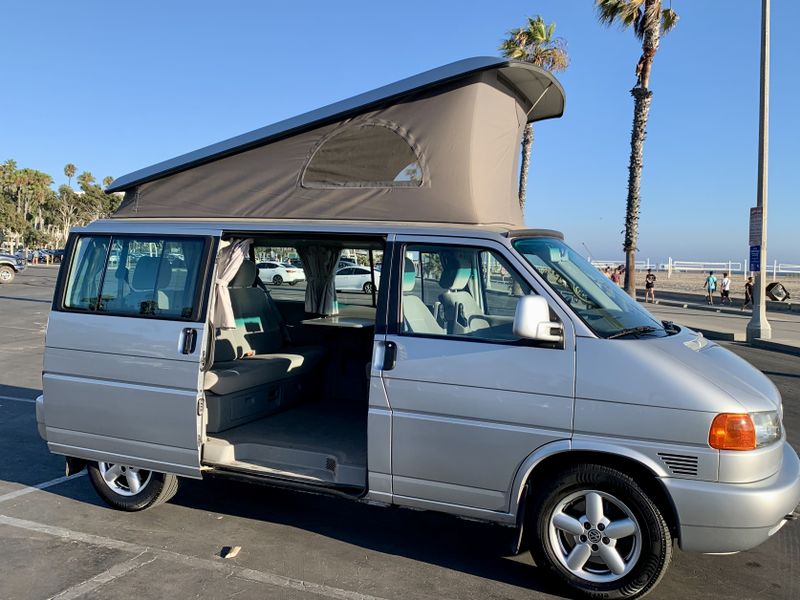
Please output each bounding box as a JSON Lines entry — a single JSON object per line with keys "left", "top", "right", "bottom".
{"left": 200, "top": 236, "right": 383, "bottom": 492}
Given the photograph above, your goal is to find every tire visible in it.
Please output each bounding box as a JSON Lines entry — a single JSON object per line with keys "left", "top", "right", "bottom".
{"left": 272, "top": 275, "right": 283, "bottom": 286}
{"left": 363, "top": 281, "right": 375, "bottom": 294}
{"left": 529, "top": 464, "right": 672, "bottom": 600}
{"left": 88, "top": 462, "right": 179, "bottom": 512}
{"left": 0, "top": 265, "right": 15, "bottom": 284}
{"left": 288, "top": 280, "right": 298, "bottom": 286}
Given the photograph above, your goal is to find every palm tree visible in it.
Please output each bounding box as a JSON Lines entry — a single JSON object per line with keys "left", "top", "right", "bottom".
{"left": 500, "top": 16, "right": 569, "bottom": 213}
{"left": 596, "top": 0, "right": 678, "bottom": 296}
{"left": 102, "top": 176, "right": 114, "bottom": 188}
{"left": 76, "top": 171, "right": 96, "bottom": 192}
{"left": 64, "top": 163, "right": 76, "bottom": 188}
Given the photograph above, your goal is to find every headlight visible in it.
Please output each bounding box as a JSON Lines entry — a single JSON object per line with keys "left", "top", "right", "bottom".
{"left": 752, "top": 411, "right": 782, "bottom": 448}
{"left": 708, "top": 411, "right": 782, "bottom": 450}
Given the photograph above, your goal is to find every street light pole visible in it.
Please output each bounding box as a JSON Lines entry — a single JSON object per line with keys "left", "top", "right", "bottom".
{"left": 747, "top": 0, "right": 772, "bottom": 342}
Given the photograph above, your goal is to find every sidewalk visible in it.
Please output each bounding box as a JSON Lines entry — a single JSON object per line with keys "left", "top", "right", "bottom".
{"left": 643, "top": 301, "right": 800, "bottom": 355}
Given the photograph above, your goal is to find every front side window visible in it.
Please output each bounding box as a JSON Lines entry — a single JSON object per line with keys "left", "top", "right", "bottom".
{"left": 302, "top": 123, "right": 423, "bottom": 188}
{"left": 400, "top": 244, "right": 532, "bottom": 342}
{"left": 63, "top": 235, "right": 206, "bottom": 320}
{"left": 513, "top": 237, "right": 665, "bottom": 338}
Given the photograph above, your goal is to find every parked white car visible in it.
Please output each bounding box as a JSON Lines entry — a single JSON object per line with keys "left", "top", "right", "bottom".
{"left": 257, "top": 261, "right": 304, "bottom": 286}
{"left": 335, "top": 265, "right": 379, "bottom": 294}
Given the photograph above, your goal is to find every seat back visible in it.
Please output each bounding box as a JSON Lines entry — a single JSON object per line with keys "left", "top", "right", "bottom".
{"left": 438, "top": 254, "right": 488, "bottom": 334}
{"left": 124, "top": 256, "right": 172, "bottom": 314}
{"left": 402, "top": 258, "right": 444, "bottom": 334}
{"left": 215, "top": 260, "right": 284, "bottom": 360}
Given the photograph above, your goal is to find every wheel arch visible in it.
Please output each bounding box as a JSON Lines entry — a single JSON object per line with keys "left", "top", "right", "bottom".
{"left": 511, "top": 443, "right": 680, "bottom": 541}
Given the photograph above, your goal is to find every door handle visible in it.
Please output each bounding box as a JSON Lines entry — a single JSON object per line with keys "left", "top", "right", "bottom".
{"left": 181, "top": 328, "right": 198, "bottom": 355}
{"left": 383, "top": 341, "right": 397, "bottom": 371}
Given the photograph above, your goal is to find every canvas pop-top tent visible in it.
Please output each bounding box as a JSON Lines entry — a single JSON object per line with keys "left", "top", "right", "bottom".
{"left": 108, "top": 57, "right": 565, "bottom": 227}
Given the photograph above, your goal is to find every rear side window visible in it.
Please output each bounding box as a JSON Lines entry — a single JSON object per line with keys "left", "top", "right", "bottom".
{"left": 62, "top": 235, "right": 207, "bottom": 320}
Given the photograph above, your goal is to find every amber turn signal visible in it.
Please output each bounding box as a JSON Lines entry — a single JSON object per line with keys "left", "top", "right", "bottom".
{"left": 708, "top": 413, "right": 757, "bottom": 451}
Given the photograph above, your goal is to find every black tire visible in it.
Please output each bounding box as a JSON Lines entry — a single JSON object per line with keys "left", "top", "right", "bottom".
{"left": 88, "top": 462, "right": 179, "bottom": 512}
{"left": 272, "top": 274, "right": 283, "bottom": 286}
{"left": 288, "top": 280, "right": 298, "bottom": 286}
{"left": 0, "top": 265, "right": 15, "bottom": 284}
{"left": 363, "top": 281, "right": 375, "bottom": 294}
{"left": 529, "top": 464, "right": 672, "bottom": 600}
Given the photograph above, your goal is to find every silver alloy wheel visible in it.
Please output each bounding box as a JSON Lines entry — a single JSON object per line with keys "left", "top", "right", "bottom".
{"left": 0, "top": 268, "right": 12, "bottom": 281}
{"left": 98, "top": 462, "right": 153, "bottom": 497}
{"left": 548, "top": 489, "right": 642, "bottom": 583}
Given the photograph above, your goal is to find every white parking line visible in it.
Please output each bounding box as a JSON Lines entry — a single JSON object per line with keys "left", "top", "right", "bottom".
{"left": 0, "top": 514, "right": 392, "bottom": 600}
{"left": 0, "top": 472, "right": 86, "bottom": 504}
{"left": 49, "top": 552, "right": 157, "bottom": 600}
{"left": 0, "top": 394, "right": 37, "bottom": 403}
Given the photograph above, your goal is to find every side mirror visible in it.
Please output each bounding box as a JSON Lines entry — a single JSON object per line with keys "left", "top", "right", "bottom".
{"left": 513, "top": 295, "right": 563, "bottom": 343}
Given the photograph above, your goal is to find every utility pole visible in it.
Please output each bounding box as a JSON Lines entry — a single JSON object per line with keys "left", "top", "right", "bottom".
{"left": 747, "top": 0, "right": 772, "bottom": 342}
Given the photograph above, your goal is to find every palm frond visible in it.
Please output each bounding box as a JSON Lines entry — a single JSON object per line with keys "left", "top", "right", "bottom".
{"left": 661, "top": 7, "right": 679, "bottom": 33}
{"left": 499, "top": 14, "right": 569, "bottom": 73}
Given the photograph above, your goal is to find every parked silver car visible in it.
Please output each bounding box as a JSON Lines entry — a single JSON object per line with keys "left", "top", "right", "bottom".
{"left": 35, "top": 57, "right": 799, "bottom": 599}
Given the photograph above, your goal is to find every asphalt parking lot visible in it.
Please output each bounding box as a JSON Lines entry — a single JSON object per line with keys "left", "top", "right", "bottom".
{"left": 1, "top": 265, "right": 798, "bottom": 600}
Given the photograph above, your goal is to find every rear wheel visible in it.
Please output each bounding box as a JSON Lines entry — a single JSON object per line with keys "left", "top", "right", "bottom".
{"left": 288, "top": 280, "right": 298, "bottom": 286}
{"left": 363, "top": 281, "right": 375, "bottom": 294}
{"left": 529, "top": 464, "right": 672, "bottom": 599}
{"left": 0, "top": 265, "right": 15, "bottom": 284}
{"left": 272, "top": 274, "right": 283, "bottom": 286}
{"left": 88, "top": 462, "right": 179, "bottom": 511}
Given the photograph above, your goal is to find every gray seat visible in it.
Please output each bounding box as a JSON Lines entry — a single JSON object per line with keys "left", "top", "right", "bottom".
{"left": 204, "top": 260, "right": 324, "bottom": 431}
{"left": 110, "top": 256, "right": 172, "bottom": 315}
{"left": 402, "top": 258, "right": 444, "bottom": 334}
{"left": 437, "top": 253, "right": 489, "bottom": 334}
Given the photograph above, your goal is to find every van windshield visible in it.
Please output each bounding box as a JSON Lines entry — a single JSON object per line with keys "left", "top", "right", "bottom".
{"left": 513, "top": 238, "right": 666, "bottom": 339}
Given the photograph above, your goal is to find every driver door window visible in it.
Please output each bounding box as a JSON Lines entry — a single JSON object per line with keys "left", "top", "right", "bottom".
{"left": 400, "top": 244, "right": 532, "bottom": 342}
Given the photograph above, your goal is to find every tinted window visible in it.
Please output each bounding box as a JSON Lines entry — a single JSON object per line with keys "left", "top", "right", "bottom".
{"left": 63, "top": 235, "right": 207, "bottom": 320}
{"left": 338, "top": 267, "right": 356, "bottom": 276}
{"left": 303, "top": 123, "right": 422, "bottom": 188}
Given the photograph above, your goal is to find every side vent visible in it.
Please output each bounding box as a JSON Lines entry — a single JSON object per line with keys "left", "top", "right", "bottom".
{"left": 658, "top": 453, "right": 699, "bottom": 477}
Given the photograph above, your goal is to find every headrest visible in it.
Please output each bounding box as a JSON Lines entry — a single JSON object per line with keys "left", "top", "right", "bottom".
{"left": 230, "top": 260, "right": 257, "bottom": 288}
{"left": 131, "top": 257, "right": 172, "bottom": 291}
{"left": 439, "top": 252, "right": 472, "bottom": 290}
{"left": 403, "top": 258, "right": 417, "bottom": 292}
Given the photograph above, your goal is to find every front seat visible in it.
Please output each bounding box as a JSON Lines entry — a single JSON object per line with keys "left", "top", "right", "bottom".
{"left": 125, "top": 256, "right": 172, "bottom": 315}
{"left": 402, "top": 258, "right": 444, "bottom": 334}
{"left": 438, "top": 253, "right": 488, "bottom": 334}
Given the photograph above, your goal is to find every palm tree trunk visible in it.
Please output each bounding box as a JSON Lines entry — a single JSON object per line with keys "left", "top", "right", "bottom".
{"left": 623, "top": 87, "right": 653, "bottom": 297}
{"left": 518, "top": 123, "right": 534, "bottom": 212}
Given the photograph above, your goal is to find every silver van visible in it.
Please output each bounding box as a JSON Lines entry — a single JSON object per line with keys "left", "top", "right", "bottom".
{"left": 36, "top": 58, "right": 799, "bottom": 599}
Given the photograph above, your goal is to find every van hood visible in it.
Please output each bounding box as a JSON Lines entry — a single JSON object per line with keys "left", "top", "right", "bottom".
{"left": 651, "top": 328, "right": 782, "bottom": 414}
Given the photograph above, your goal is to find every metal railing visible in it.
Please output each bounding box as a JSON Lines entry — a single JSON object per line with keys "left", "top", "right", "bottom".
{"left": 590, "top": 257, "right": 800, "bottom": 279}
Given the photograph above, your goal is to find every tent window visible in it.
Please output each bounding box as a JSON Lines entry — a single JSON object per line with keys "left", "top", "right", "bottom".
{"left": 302, "top": 123, "right": 423, "bottom": 188}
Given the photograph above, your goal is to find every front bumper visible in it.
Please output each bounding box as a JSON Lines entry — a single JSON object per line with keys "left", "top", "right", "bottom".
{"left": 663, "top": 443, "right": 800, "bottom": 553}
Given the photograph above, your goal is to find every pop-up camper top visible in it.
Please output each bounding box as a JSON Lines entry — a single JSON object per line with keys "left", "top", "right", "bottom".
{"left": 108, "top": 56, "right": 565, "bottom": 225}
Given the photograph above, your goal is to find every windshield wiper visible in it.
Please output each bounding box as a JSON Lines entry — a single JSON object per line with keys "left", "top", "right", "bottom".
{"left": 606, "top": 325, "right": 659, "bottom": 339}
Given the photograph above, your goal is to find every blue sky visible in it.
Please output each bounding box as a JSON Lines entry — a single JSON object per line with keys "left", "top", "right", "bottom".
{"left": 1, "top": 1, "right": 798, "bottom": 263}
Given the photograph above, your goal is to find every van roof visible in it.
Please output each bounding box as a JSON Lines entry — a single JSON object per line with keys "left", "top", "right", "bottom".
{"left": 79, "top": 218, "right": 565, "bottom": 242}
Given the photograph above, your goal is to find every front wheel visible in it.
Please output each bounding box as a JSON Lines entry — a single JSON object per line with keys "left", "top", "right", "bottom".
{"left": 88, "top": 462, "right": 179, "bottom": 511}
{"left": 272, "top": 275, "right": 283, "bottom": 286}
{"left": 529, "top": 464, "right": 672, "bottom": 599}
{"left": 0, "top": 265, "right": 15, "bottom": 284}
{"left": 363, "top": 281, "right": 375, "bottom": 294}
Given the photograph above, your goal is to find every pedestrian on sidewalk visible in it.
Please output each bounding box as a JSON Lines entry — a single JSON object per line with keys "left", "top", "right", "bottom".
{"left": 610, "top": 267, "right": 621, "bottom": 285}
{"left": 644, "top": 268, "right": 656, "bottom": 303}
{"left": 742, "top": 276, "right": 754, "bottom": 310}
{"left": 720, "top": 272, "right": 732, "bottom": 305}
{"left": 704, "top": 271, "right": 717, "bottom": 305}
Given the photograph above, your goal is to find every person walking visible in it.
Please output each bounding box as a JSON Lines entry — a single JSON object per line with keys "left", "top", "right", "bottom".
{"left": 742, "top": 276, "right": 754, "bottom": 310}
{"left": 644, "top": 268, "right": 656, "bottom": 303}
{"left": 704, "top": 271, "right": 717, "bottom": 305}
{"left": 720, "top": 272, "right": 732, "bottom": 305}
{"left": 610, "top": 266, "right": 621, "bottom": 285}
